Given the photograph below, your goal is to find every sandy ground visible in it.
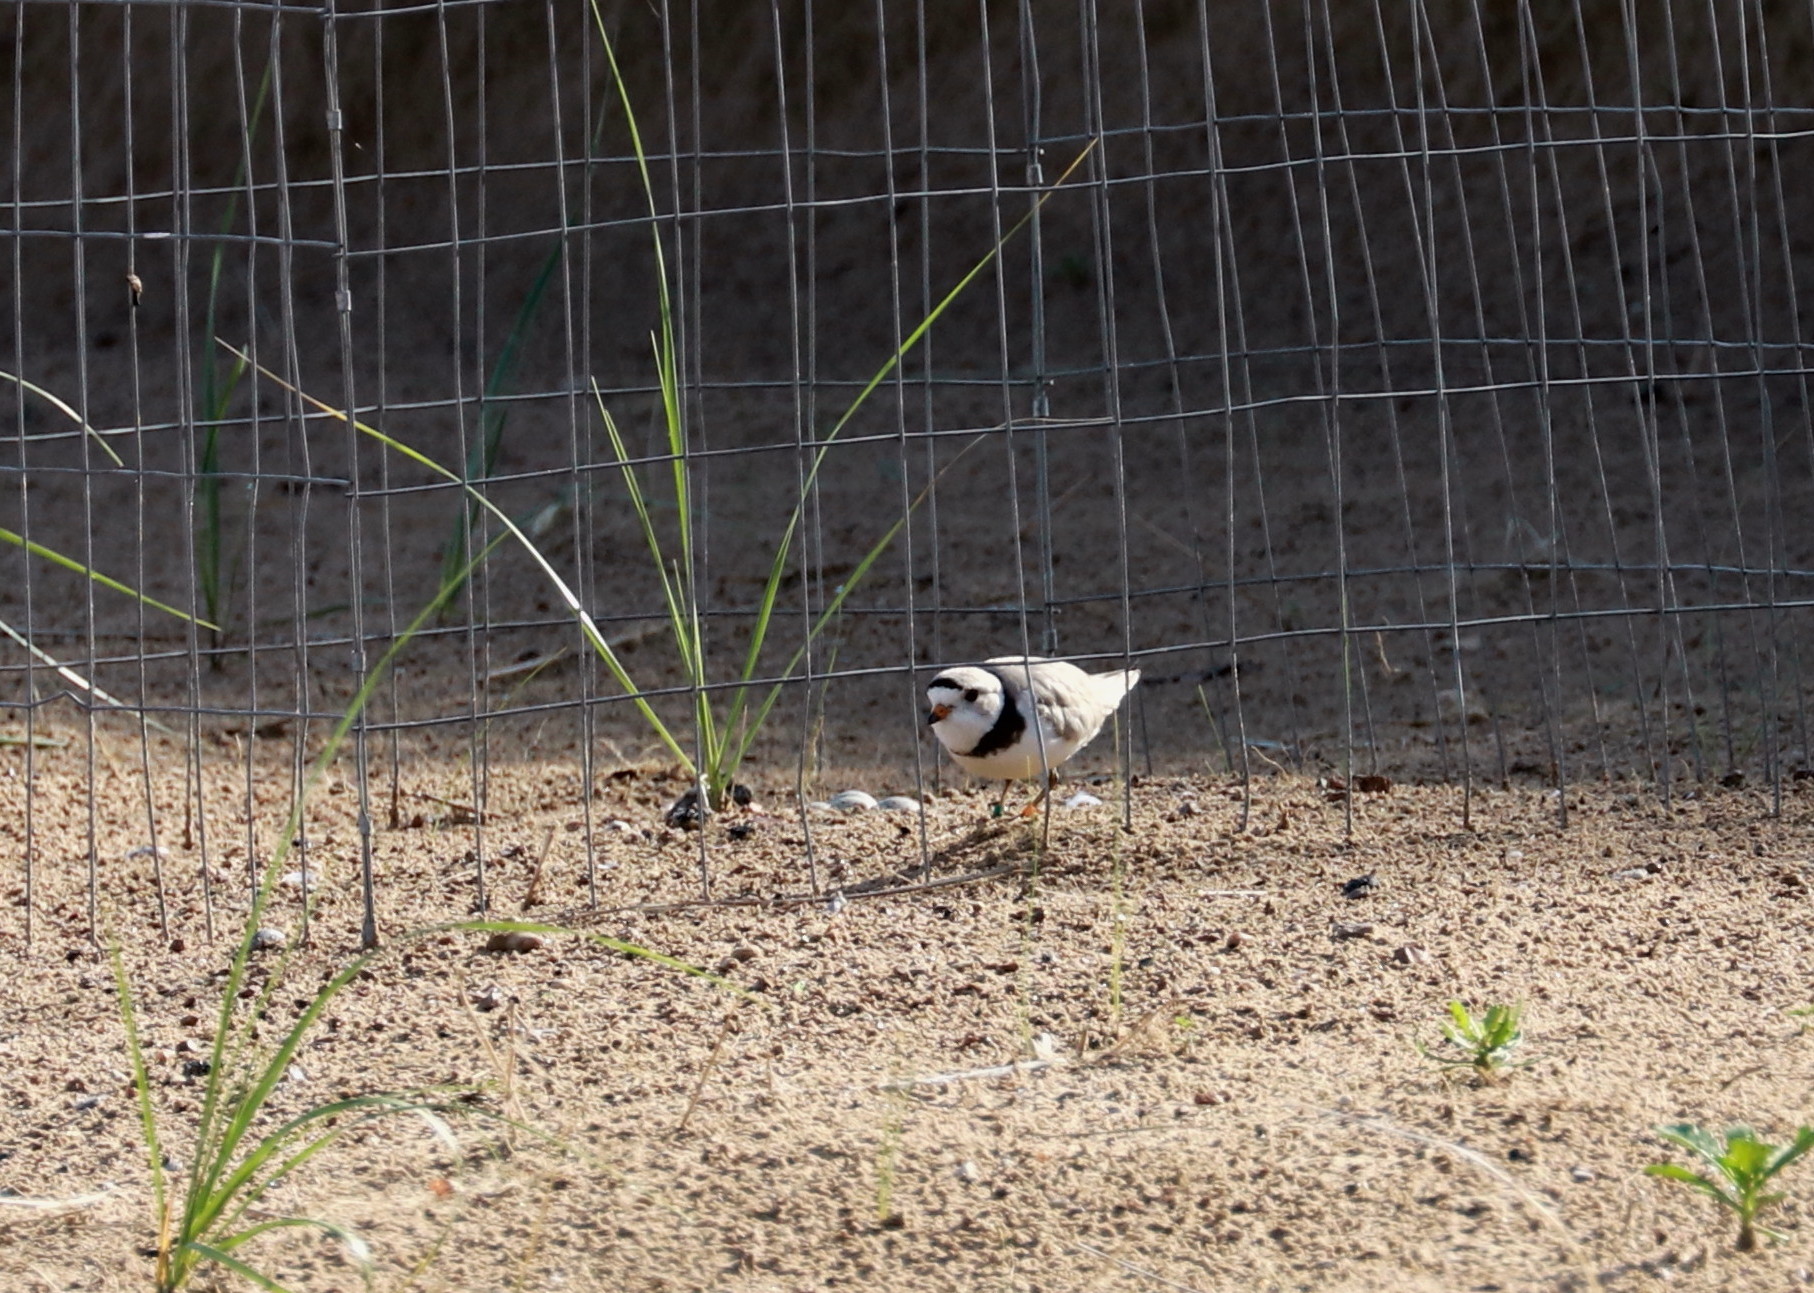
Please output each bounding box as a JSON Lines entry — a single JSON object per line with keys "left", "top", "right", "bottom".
{"left": 5, "top": 728, "right": 1814, "bottom": 1293}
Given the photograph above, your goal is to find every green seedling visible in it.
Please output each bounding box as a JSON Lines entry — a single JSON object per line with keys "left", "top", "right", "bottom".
{"left": 1646, "top": 1122, "right": 1814, "bottom": 1252}
{"left": 1418, "top": 1001, "right": 1525, "bottom": 1078}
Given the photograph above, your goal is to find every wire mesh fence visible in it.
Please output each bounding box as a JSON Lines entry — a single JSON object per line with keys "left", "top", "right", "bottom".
{"left": 4, "top": 0, "right": 1813, "bottom": 940}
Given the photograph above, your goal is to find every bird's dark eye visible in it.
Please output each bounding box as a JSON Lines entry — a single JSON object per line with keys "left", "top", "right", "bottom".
{"left": 964, "top": 688, "right": 978, "bottom": 703}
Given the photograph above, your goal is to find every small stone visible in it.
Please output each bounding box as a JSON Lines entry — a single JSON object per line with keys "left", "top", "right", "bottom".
{"left": 1063, "top": 792, "right": 1103, "bottom": 809}
{"left": 468, "top": 984, "right": 504, "bottom": 1013}
{"left": 1332, "top": 922, "right": 1375, "bottom": 940}
{"left": 250, "top": 927, "right": 286, "bottom": 952}
{"left": 829, "top": 790, "right": 878, "bottom": 813}
{"left": 174, "top": 1038, "right": 204, "bottom": 1054}
{"left": 664, "top": 788, "right": 707, "bottom": 829}
{"left": 730, "top": 944, "right": 758, "bottom": 962}
{"left": 1341, "top": 873, "right": 1378, "bottom": 900}
{"left": 956, "top": 1160, "right": 980, "bottom": 1182}
{"left": 825, "top": 891, "right": 849, "bottom": 916}
{"left": 1570, "top": 1165, "right": 1595, "bottom": 1183}
{"left": 875, "top": 796, "right": 921, "bottom": 813}
{"left": 125, "top": 845, "right": 170, "bottom": 862}
{"left": 1393, "top": 945, "right": 1433, "bottom": 966}
{"left": 168, "top": 937, "right": 186, "bottom": 954}
{"left": 64, "top": 1077, "right": 88, "bottom": 1093}
{"left": 281, "top": 870, "right": 317, "bottom": 890}
{"left": 484, "top": 931, "right": 545, "bottom": 954}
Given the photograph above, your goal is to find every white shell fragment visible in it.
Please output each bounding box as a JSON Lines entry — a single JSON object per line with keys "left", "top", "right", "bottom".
{"left": 1063, "top": 791, "right": 1103, "bottom": 809}
{"left": 875, "top": 796, "right": 921, "bottom": 813}
{"left": 828, "top": 790, "right": 879, "bottom": 813}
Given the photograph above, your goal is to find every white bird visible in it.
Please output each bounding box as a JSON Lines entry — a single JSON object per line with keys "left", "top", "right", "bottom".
{"left": 925, "top": 655, "right": 1140, "bottom": 815}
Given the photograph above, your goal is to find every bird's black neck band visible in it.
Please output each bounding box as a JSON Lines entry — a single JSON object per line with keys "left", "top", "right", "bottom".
{"left": 967, "top": 667, "right": 1028, "bottom": 757}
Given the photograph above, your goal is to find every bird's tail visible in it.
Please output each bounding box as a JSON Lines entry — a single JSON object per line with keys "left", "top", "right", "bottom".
{"left": 1101, "top": 668, "right": 1141, "bottom": 697}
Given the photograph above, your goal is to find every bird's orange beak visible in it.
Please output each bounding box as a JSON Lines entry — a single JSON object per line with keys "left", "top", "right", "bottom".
{"left": 926, "top": 703, "right": 951, "bottom": 726}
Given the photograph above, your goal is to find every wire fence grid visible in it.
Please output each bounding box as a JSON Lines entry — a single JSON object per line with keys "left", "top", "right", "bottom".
{"left": 4, "top": 0, "right": 1814, "bottom": 939}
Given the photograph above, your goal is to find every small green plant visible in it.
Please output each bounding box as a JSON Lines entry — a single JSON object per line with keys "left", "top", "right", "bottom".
{"left": 1646, "top": 1122, "right": 1814, "bottom": 1252}
{"left": 1418, "top": 1001, "right": 1525, "bottom": 1078}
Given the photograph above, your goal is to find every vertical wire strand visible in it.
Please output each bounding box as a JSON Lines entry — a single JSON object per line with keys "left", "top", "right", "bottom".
{"left": 1077, "top": 0, "right": 1138, "bottom": 830}
{"left": 321, "top": 2, "right": 379, "bottom": 949}
{"left": 11, "top": 0, "right": 34, "bottom": 945}
{"left": 1195, "top": 0, "right": 1253, "bottom": 826}
{"left": 121, "top": 1, "right": 172, "bottom": 939}
{"left": 771, "top": 0, "right": 821, "bottom": 892}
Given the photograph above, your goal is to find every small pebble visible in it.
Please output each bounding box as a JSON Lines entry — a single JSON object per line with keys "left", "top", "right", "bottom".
{"left": 281, "top": 870, "right": 316, "bottom": 890}
{"left": 1332, "top": 922, "right": 1374, "bottom": 940}
{"left": 250, "top": 927, "right": 286, "bottom": 951}
{"left": 125, "top": 845, "right": 170, "bottom": 862}
{"left": 1064, "top": 792, "right": 1103, "bottom": 809}
{"left": 664, "top": 788, "right": 706, "bottom": 829}
{"left": 1570, "top": 1165, "right": 1595, "bottom": 1183}
{"left": 828, "top": 790, "right": 879, "bottom": 813}
{"left": 468, "top": 984, "right": 504, "bottom": 1013}
{"left": 1341, "top": 873, "right": 1378, "bottom": 900}
{"left": 956, "top": 1160, "right": 980, "bottom": 1183}
{"left": 484, "top": 931, "right": 545, "bottom": 954}
{"left": 825, "top": 891, "right": 848, "bottom": 916}
{"left": 1393, "top": 944, "right": 1432, "bottom": 966}
{"left": 875, "top": 796, "right": 921, "bottom": 813}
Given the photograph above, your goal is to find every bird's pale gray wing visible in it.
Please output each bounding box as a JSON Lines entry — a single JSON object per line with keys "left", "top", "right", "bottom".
{"left": 1023, "top": 664, "right": 1106, "bottom": 744}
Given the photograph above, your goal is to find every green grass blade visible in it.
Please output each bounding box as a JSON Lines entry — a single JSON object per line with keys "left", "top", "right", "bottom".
{"left": 719, "top": 435, "right": 985, "bottom": 783}
{"left": 0, "top": 368, "right": 123, "bottom": 467}
{"left": 439, "top": 242, "right": 564, "bottom": 595}
{"left": 180, "top": 1239, "right": 301, "bottom": 1293}
{"left": 593, "top": 389, "right": 697, "bottom": 680}
{"left": 0, "top": 615, "right": 172, "bottom": 733}
{"left": 108, "top": 941, "right": 168, "bottom": 1263}
{"left": 0, "top": 527, "right": 219, "bottom": 631}
{"left": 219, "top": 340, "right": 694, "bottom": 774}
{"left": 713, "top": 143, "right": 1101, "bottom": 770}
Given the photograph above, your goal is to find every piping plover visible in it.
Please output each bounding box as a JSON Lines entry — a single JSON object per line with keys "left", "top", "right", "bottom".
{"left": 925, "top": 655, "right": 1140, "bottom": 814}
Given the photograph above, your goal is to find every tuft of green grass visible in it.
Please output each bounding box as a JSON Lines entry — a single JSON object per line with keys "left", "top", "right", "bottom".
{"left": 115, "top": 533, "right": 742, "bottom": 1292}
{"left": 1647, "top": 1122, "right": 1814, "bottom": 1252}
{"left": 584, "top": 0, "right": 1098, "bottom": 813}
{"left": 1417, "top": 1001, "right": 1526, "bottom": 1078}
